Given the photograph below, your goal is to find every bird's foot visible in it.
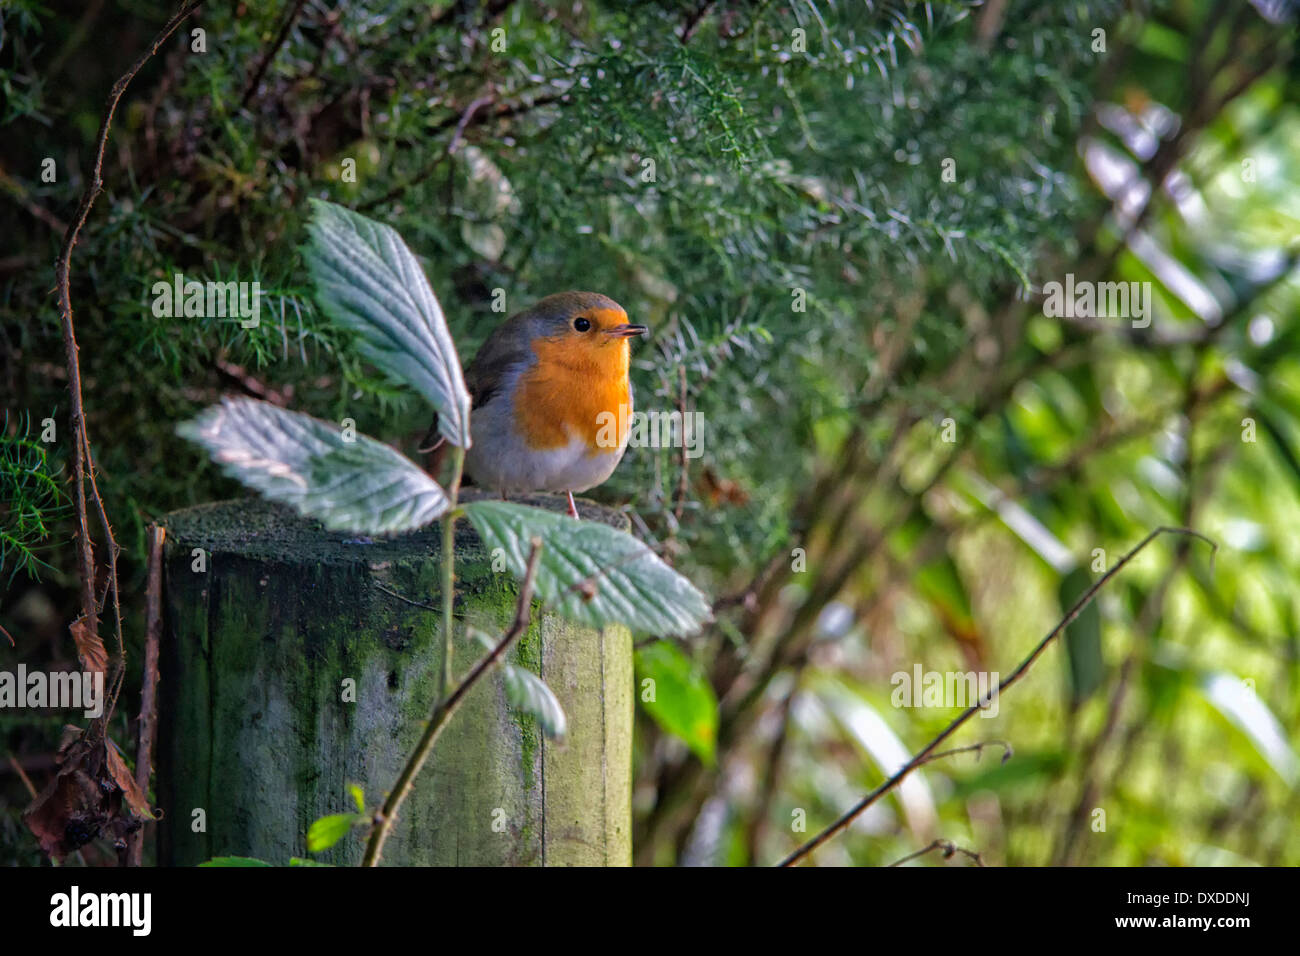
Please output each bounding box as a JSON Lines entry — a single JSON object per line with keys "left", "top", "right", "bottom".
{"left": 566, "top": 491, "right": 579, "bottom": 519}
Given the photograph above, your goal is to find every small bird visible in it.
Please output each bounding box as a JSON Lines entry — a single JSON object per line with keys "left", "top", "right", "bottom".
{"left": 425, "top": 292, "right": 647, "bottom": 517}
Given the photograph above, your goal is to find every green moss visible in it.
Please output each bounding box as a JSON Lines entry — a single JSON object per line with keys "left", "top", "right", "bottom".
{"left": 157, "top": 497, "right": 632, "bottom": 866}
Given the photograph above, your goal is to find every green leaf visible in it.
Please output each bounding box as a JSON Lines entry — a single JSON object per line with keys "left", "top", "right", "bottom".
{"left": 198, "top": 856, "right": 273, "bottom": 867}
{"left": 1198, "top": 672, "right": 1300, "bottom": 786}
{"left": 302, "top": 199, "right": 472, "bottom": 448}
{"left": 306, "top": 812, "right": 365, "bottom": 853}
{"left": 960, "top": 471, "right": 1075, "bottom": 574}
{"left": 289, "top": 857, "right": 334, "bottom": 867}
{"left": 348, "top": 783, "right": 365, "bottom": 814}
{"left": 1059, "top": 567, "right": 1104, "bottom": 703}
{"left": 814, "top": 677, "right": 936, "bottom": 832}
{"left": 463, "top": 500, "right": 711, "bottom": 636}
{"left": 1255, "top": 406, "right": 1300, "bottom": 492}
{"left": 178, "top": 397, "right": 448, "bottom": 535}
{"left": 915, "top": 551, "right": 980, "bottom": 647}
{"left": 503, "top": 664, "right": 567, "bottom": 740}
{"left": 634, "top": 640, "right": 718, "bottom": 764}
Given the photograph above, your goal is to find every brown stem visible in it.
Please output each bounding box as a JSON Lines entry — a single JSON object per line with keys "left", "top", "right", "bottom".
{"left": 361, "top": 538, "right": 543, "bottom": 866}
{"left": 240, "top": 0, "right": 310, "bottom": 109}
{"left": 887, "top": 839, "right": 985, "bottom": 868}
{"left": 127, "top": 525, "right": 166, "bottom": 867}
{"left": 53, "top": 0, "right": 205, "bottom": 733}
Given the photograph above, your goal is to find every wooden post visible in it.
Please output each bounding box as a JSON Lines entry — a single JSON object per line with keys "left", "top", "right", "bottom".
{"left": 156, "top": 496, "right": 633, "bottom": 866}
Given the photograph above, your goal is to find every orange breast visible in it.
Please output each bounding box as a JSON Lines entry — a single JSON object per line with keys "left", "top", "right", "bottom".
{"left": 516, "top": 336, "right": 631, "bottom": 452}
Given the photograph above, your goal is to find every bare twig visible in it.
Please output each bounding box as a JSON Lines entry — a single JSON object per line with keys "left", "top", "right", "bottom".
{"left": 53, "top": 0, "right": 205, "bottom": 736}
{"left": 743, "top": 661, "right": 807, "bottom": 863}
{"left": 777, "top": 526, "right": 1216, "bottom": 866}
{"left": 887, "top": 839, "right": 985, "bottom": 868}
{"left": 6, "top": 752, "right": 39, "bottom": 800}
{"left": 128, "top": 524, "right": 166, "bottom": 867}
{"left": 679, "top": 1, "right": 716, "bottom": 44}
{"left": 438, "top": 448, "right": 466, "bottom": 703}
{"left": 362, "top": 538, "right": 543, "bottom": 866}
{"left": 240, "top": 0, "right": 310, "bottom": 109}
{"left": 0, "top": 168, "right": 70, "bottom": 234}
{"left": 358, "top": 92, "right": 561, "bottom": 212}
{"left": 914, "top": 740, "right": 1012, "bottom": 769}
{"left": 448, "top": 95, "right": 494, "bottom": 156}
{"left": 372, "top": 582, "right": 439, "bottom": 612}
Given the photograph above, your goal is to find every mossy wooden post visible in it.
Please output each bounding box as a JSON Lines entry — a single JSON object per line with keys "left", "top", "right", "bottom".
{"left": 156, "top": 496, "right": 633, "bottom": 866}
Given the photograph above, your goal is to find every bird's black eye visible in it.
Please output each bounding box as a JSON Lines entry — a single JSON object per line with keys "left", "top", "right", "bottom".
{"left": 574, "top": 316, "right": 592, "bottom": 332}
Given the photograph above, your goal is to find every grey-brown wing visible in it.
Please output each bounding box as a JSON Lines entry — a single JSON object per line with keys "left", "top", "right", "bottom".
{"left": 420, "top": 314, "right": 533, "bottom": 451}
{"left": 464, "top": 314, "right": 534, "bottom": 410}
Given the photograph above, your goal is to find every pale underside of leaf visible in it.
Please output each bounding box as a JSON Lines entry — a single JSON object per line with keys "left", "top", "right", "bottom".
{"left": 178, "top": 397, "right": 448, "bottom": 535}
{"left": 470, "top": 628, "right": 567, "bottom": 739}
{"left": 503, "top": 664, "right": 567, "bottom": 739}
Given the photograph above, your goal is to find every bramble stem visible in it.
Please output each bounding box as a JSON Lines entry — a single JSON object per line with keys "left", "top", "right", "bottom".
{"left": 437, "top": 445, "right": 466, "bottom": 703}
{"left": 361, "top": 538, "right": 542, "bottom": 867}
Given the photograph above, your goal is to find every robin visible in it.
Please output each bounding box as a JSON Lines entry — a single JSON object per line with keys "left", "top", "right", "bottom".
{"left": 423, "top": 291, "right": 648, "bottom": 517}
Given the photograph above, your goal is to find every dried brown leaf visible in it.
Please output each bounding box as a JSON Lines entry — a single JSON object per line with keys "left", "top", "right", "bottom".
{"left": 23, "top": 728, "right": 155, "bottom": 862}
{"left": 69, "top": 617, "right": 107, "bottom": 676}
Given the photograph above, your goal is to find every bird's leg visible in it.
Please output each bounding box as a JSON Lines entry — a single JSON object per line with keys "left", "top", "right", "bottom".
{"left": 567, "top": 491, "right": 579, "bottom": 519}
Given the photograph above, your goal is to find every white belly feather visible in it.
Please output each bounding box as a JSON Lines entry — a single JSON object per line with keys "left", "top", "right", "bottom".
{"left": 464, "top": 387, "right": 630, "bottom": 494}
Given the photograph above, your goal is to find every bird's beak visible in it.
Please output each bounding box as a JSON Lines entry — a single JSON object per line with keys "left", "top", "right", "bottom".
{"left": 605, "top": 323, "right": 648, "bottom": 339}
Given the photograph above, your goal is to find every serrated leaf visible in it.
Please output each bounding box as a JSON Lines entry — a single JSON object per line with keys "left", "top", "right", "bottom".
{"left": 178, "top": 397, "right": 448, "bottom": 535}
{"left": 302, "top": 199, "right": 471, "bottom": 447}
{"left": 198, "top": 856, "right": 273, "bottom": 867}
{"left": 634, "top": 640, "right": 717, "bottom": 764}
{"left": 306, "top": 812, "right": 364, "bottom": 853}
{"left": 503, "top": 663, "right": 567, "bottom": 739}
{"left": 463, "top": 500, "right": 711, "bottom": 636}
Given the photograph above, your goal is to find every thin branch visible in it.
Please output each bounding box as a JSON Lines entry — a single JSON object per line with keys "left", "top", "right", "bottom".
{"left": 914, "top": 740, "right": 1012, "bottom": 769}
{"left": 128, "top": 524, "right": 166, "bottom": 867}
{"left": 372, "top": 582, "right": 438, "bottom": 612}
{"left": 0, "top": 168, "right": 70, "bottom": 234}
{"left": 743, "top": 661, "right": 808, "bottom": 863}
{"left": 6, "top": 752, "right": 38, "bottom": 800}
{"left": 358, "top": 92, "right": 561, "bottom": 212}
{"left": 362, "top": 537, "right": 543, "bottom": 867}
{"left": 240, "top": 0, "right": 309, "bottom": 109}
{"left": 887, "top": 839, "right": 985, "bottom": 868}
{"left": 53, "top": 0, "right": 205, "bottom": 735}
{"left": 679, "top": 1, "right": 716, "bottom": 44}
{"left": 438, "top": 446, "right": 466, "bottom": 703}
{"left": 777, "top": 526, "right": 1216, "bottom": 867}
